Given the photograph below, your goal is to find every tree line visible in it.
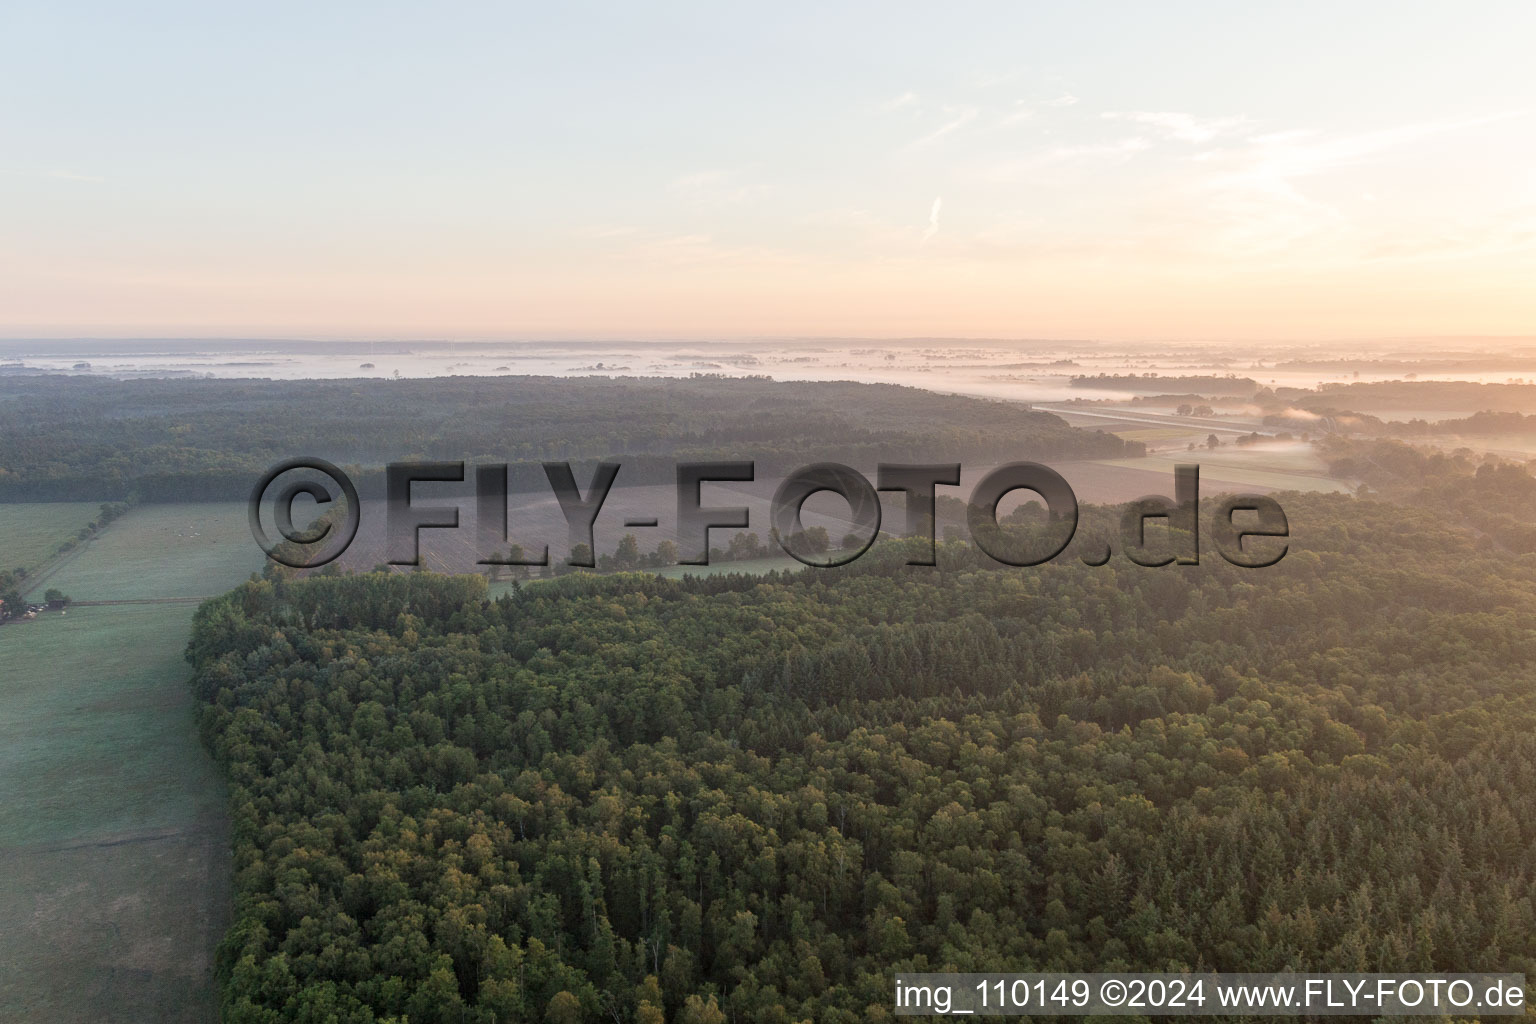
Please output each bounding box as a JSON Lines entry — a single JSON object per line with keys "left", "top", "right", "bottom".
{"left": 0, "top": 376, "right": 1137, "bottom": 501}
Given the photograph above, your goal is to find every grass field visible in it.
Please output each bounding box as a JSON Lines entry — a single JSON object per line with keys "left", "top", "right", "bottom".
{"left": 1108, "top": 426, "right": 1199, "bottom": 443}
{"left": 1093, "top": 448, "right": 1354, "bottom": 495}
{"left": 0, "top": 502, "right": 267, "bottom": 1023}
{"left": 42, "top": 503, "right": 265, "bottom": 601}
{"left": 0, "top": 503, "right": 103, "bottom": 573}
{"left": 0, "top": 604, "right": 229, "bottom": 1024}
{"left": 1159, "top": 441, "right": 1335, "bottom": 474}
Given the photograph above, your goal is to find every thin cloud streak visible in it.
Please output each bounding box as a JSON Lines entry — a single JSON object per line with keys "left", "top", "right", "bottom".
{"left": 902, "top": 106, "right": 979, "bottom": 150}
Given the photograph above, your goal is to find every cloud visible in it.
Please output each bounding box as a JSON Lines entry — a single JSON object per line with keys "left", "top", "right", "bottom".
{"left": 1221, "top": 113, "right": 1520, "bottom": 182}
{"left": 997, "top": 100, "right": 1035, "bottom": 127}
{"left": 1102, "top": 111, "right": 1250, "bottom": 143}
{"left": 1188, "top": 112, "right": 1526, "bottom": 256}
{"left": 669, "top": 169, "right": 771, "bottom": 206}
{"left": 1358, "top": 208, "right": 1536, "bottom": 264}
{"left": 903, "top": 106, "right": 979, "bottom": 150}
{"left": 974, "top": 136, "right": 1152, "bottom": 181}
{"left": 888, "top": 90, "right": 1083, "bottom": 149}
{"left": 1045, "top": 137, "right": 1152, "bottom": 161}
{"left": 923, "top": 196, "right": 943, "bottom": 244}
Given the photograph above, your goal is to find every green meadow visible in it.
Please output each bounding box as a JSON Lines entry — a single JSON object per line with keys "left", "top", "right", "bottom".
{"left": 0, "top": 503, "right": 103, "bottom": 574}
{"left": 1094, "top": 448, "right": 1355, "bottom": 494}
{"left": 0, "top": 603, "right": 229, "bottom": 1024}
{"left": 42, "top": 502, "right": 264, "bottom": 602}
{"left": 0, "top": 502, "right": 264, "bottom": 1024}
{"left": 1106, "top": 425, "right": 1197, "bottom": 443}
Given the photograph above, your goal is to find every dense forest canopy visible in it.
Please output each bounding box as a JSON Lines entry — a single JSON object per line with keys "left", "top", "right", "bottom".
{"left": 0, "top": 376, "right": 1136, "bottom": 500}
{"left": 1318, "top": 436, "right": 1536, "bottom": 555}
{"left": 188, "top": 492, "right": 1536, "bottom": 1023}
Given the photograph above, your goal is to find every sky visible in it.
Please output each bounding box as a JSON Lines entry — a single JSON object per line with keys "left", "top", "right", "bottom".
{"left": 3, "top": 1, "right": 1534, "bottom": 342}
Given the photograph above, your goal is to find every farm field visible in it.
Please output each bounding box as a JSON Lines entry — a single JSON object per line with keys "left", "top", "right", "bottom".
{"left": 41, "top": 503, "right": 264, "bottom": 602}
{"left": 0, "top": 502, "right": 269, "bottom": 1023}
{"left": 0, "top": 603, "right": 229, "bottom": 1024}
{"left": 1107, "top": 425, "right": 1197, "bottom": 444}
{"left": 1162, "top": 441, "right": 1336, "bottom": 474}
{"left": 0, "top": 503, "right": 103, "bottom": 573}
{"left": 1091, "top": 448, "right": 1354, "bottom": 495}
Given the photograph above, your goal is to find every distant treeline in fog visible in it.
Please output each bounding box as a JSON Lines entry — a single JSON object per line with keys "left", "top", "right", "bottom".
{"left": 1268, "top": 408, "right": 1536, "bottom": 437}
{"left": 1070, "top": 373, "right": 1260, "bottom": 395}
{"left": 1280, "top": 379, "right": 1536, "bottom": 415}
{"left": 0, "top": 376, "right": 1138, "bottom": 501}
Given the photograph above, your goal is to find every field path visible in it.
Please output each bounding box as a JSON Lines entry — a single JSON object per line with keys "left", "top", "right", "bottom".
{"left": 69, "top": 597, "right": 210, "bottom": 607}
